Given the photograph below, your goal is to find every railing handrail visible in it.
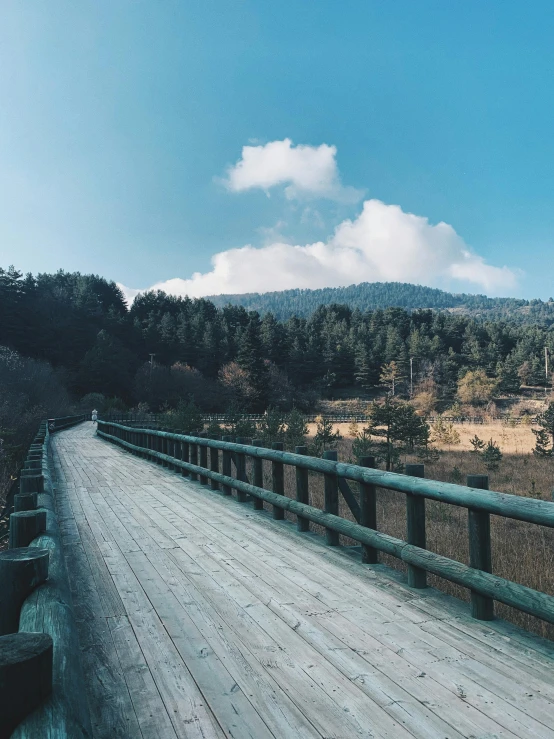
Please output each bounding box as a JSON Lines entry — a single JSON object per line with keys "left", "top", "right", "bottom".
{"left": 98, "top": 420, "right": 554, "bottom": 527}
{"left": 97, "top": 419, "right": 554, "bottom": 630}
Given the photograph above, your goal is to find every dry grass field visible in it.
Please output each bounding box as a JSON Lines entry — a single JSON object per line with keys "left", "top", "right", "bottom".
{"left": 250, "top": 420, "right": 554, "bottom": 640}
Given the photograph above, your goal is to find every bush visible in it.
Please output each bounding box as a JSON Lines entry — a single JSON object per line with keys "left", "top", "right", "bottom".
{"left": 0, "top": 347, "right": 72, "bottom": 514}
{"left": 256, "top": 407, "right": 286, "bottom": 446}
{"left": 283, "top": 409, "right": 309, "bottom": 450}
{"left": 457, "top": 370, "right": 497, "bottom": 406}
{"left": 481, "top": 438, "right": 503, "bottom": 471}
{"left": 162, "top": 399, "right": 203, "bottom": 434}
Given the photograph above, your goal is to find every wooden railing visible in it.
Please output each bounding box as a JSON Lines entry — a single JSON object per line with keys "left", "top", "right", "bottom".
{"left": 0, "top": 414, "right": 91, "bottom": 738}
{"left": 97, "top": 420, "right": 554, "bottom": 629}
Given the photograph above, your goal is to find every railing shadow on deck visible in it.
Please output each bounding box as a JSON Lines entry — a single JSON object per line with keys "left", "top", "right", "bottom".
{"left": 0, "top": 414, "right": 91, "bottom": 739}
{"left": 97, "top": 419, "right": 554, "bottom": 634}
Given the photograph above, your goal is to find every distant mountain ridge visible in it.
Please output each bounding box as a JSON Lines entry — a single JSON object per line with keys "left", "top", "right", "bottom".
{"left": 207, "top": 282, "right": 554, "bottom": 324}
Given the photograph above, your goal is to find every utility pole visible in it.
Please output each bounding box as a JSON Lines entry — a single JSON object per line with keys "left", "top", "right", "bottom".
{"left": 546, "top": 347, "right": 550, "bottom": 396}
{"left": 410, "top": 357, "right": 414, "bottom": 398}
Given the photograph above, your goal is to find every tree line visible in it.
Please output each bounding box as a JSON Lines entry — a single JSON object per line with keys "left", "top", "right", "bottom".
{"left": 207, "top": 281, "right": 554, "bottom": 324}
{"left": 2, "top": 265, "right": 554, "bottom": 417}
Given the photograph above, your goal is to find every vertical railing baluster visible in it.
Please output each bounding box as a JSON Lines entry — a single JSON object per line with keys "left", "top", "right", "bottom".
{"left": 198, "top": 432, "right": 208, "bottom": 485}
{"left": 405, "top": 464, "right": 427, "bottom": 588}
{"left": 251, "top": 439, "right": 265, "bottom": 511}
{"left": 467, "top": 474, "right": 494, "bottom": 620}
{"left": 271, "top": 442, "right": 284, "bottom": 519}
{"left": 181, "top": 433, "right": 189, "bottom": 478}
{"left": 190, "top": 436, "right": 198, "bottom": 481}
{"left": 221, "top": 435, "right": 232, "bottom": 495}
{"left": 210, "top": 437, "right": 220, "bottom": 490}
{"left": 235, "top": 437, "right": 249, "bottom": 502}
{"left": 295, "top": 446, "right": 309, "bottom": 532}
{"left": 359, "top": 456, "right": 378, "bottom": 564}
{"left": 323, "top": 450, "right": 339, "bottom": 545}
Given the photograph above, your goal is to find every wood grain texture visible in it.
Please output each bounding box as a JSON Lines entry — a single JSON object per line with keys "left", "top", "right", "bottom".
{"left": 0, "top": 632, "right": 53, "bottom": 739}
{"left": 0, "top": 548, "right": 49, "bottom": 635}
{"left": 52, "top": 423, "right": 554, "bottom": 739}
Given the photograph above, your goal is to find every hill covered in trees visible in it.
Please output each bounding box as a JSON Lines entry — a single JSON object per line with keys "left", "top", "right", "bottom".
{"left": 2, "top": 265, "right": 554, "bottom": 420}
{"left": 207, "top": 282, "right": 554, "bottom": 324}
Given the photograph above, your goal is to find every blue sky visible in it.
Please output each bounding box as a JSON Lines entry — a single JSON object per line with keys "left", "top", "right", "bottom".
{"left": 2, "top": 1, "right": 554, "bottom": 299}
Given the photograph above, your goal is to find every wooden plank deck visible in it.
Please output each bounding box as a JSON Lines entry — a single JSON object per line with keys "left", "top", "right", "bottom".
{"left": 52, "top": 423, "right": 554, "bottom": 739}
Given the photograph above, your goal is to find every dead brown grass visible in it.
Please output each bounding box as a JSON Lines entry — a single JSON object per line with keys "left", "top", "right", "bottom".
{"left": 247, "top": 423, "right": 554, "bottom": 641}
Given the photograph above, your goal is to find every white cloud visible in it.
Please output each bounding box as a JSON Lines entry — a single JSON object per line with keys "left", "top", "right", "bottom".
{"left": 118, "top": 199, "right": 517, "bottom": 302}
{"left": 221, "top": 138, "right": 362, "bottom": 202}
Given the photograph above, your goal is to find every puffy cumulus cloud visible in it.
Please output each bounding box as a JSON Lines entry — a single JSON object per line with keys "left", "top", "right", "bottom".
{"left": 118, "top": 199, "right": 517, "bottom": 303}
{"left": 221, "top": 138, "right": 362, "bottom": 202}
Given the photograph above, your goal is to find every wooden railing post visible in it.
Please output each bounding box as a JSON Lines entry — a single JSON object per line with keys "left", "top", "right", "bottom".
{"left": 0, "top": 632, "right": 53, "bottom": 736}
{"left": 181, "top": 434, "right": 190, "bottom": 478}
{"left": 157, "top": 433, "right": 164, "bottom": 465}
{"left": 209, "top": 437, "right": 220, "bottom": 490}
{"left": 9, "top": 510, "right": 47, "bottom": 549}
{"left": 235, "top": 437, "right": 249, "bottom": 502}
{"left": 190, "top": 437, "right": 198, "bottom": 481}
{"left": 322, "top": 450, "right": 339, "bottom": 546}
{"left": 198, "top": 432, "right": 208, "bottom": 485}
{"left": 467, "top": 474, "right": 494, "bottom": 620}
{"left": 0, "top": 549, "right": 50, "bottom": 635}
{"left": 405, "top": 464, "right": 427, "bottom": 588}
{"left": 295, "top": 446, "right": 309, "bottom": 532}
{"left": 221, "top": 435, "right": 232, "bottom": 495}
{"left": 251, "top": 439, "right": 265, "bottom": 511}
{"left": 168, "top": 436, "right": 175, "bottom": 470}
{"left": 359, "top": 456, "right": 378, "bottom": 564}
{"left": 271, "top": 442, "right": 285, "bottom": 519}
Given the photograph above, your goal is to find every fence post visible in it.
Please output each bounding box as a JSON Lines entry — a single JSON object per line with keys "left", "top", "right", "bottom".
{"left": 0, "top": 549, "right": 50, "bottom": 635}
{"left": 190, "top": 437, "right": 198, "bottom": 481}
{"left": 14, "top": 493, "right": 37, "bottom": 512}
{"left": 359, "top": 456, "right": 378, "bottom": 564}
{"left": 295, "top": 446, "right": 309, "bottom": 532}
{"left": 467, "top": 474, "right": 494, "bottom": 620}
{"left": 221, "top": 436, "right": 232, "bottom": 495}
{"left": 271, "top": 442, "right": 285, "bottom": 519}
{"left": 156, "top": 433, "right": 163, "bottom": 465}
{"left": 181, "top": 435, "right": 190, "bottom": 478}
{"left": 251, "top": 439, "right": 265, "bottom": 511}
{"left": 405, "top": 464, "right": 427, "bottom": 588}
{"left": 322, "top": 450, "right": 339, "bottom": 546}
{"left": 0, "top": 632, "right": 53, "bottom": 736}
{"left": 209, "top": 437, "right": 220, "bottom": 490}
{"left": 168, "top": 436, "right": 176, "bottom": 471}
{"left": 198, "top": 432, "right": 208, "bottom": 485}
{"left": 235, "top": 437, "right": 249, "bottom": 502}
{"left": 9, "top": 510, "right": 47, "bottom": 549}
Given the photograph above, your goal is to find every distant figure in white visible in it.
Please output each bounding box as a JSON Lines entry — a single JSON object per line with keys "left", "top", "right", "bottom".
{"left": 91, "top": 409, "right": 98, "bottom": 424}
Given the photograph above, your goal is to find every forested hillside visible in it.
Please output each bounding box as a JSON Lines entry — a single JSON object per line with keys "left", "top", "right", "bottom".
{"left": 2, "top": 266, "right": 554, "bottom": 418}
{"left": 208, "top": 282, "right": 554, "bottom": 323}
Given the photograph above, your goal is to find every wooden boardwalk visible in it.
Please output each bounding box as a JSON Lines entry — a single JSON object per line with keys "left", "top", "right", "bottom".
{"left": 52, "top": 423, "right": 554, "bottom": 739}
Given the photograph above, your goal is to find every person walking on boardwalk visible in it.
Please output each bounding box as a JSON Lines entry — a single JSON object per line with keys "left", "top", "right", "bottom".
{"left": 91, "top": 409, "right": 98, "bottom": 424}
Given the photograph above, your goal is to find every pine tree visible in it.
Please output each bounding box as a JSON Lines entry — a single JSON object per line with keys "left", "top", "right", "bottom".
{"left": 283, "top": 409, "right": 308, "bottom": 450}
{"left": 310, "top": 417, "right": 342, "bottom": 456}
{"left": 532, "top": 402, "right": 554, "bottom": 456}
{"left": 481, "top": 438, "right": 503, "bottom": 471}
{"left": 369, "top": 397, "right": 430, "bottom": 471}
{"left": 237, "top": 315, "right": 269, "bottom": 411}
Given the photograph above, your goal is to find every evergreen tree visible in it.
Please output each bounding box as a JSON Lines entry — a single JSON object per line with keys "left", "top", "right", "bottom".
{"left": 533, "top": 402, "right": 554, "bottom": 456}
{"left": 237, "top": 315, "right": 269, "bottom": 411}
{"left": 368, "top": 397, "right": 430, "bottom": 471}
